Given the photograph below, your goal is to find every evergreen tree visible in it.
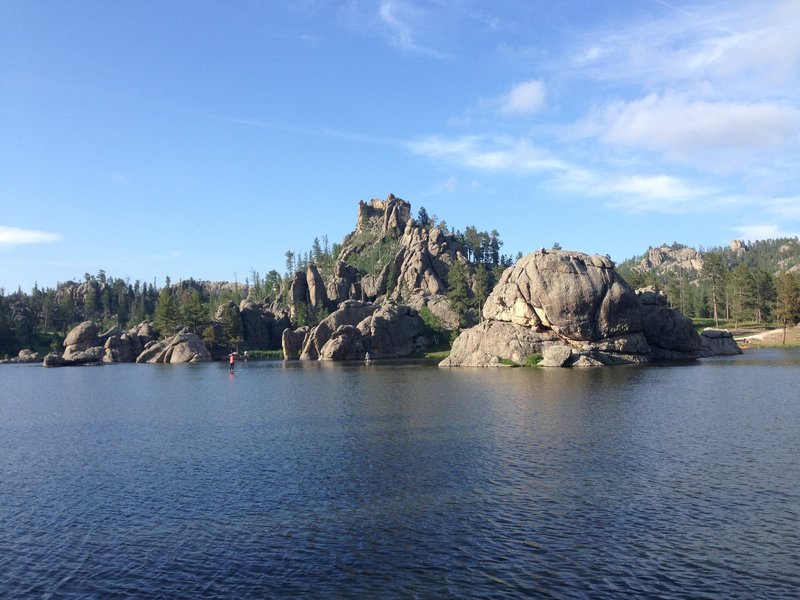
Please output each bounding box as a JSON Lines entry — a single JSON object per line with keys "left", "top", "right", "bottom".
{"left": 775, "top": 272, "right": 800, "bottom": 344}
{"left": 702, "top": 252, "right": 728, "bottom": 326}
{"left": 154, "top": 286, "right": 181, "bottom": 338}
{"left": 751, "top": 268, "right": 775, "bottom": 325}
{"left": 473, "top": 264, "right": 492, "bottom": 321}
{"left": 182, "top": 290, "right": 207, "bottom": 333}
{"left": 729, "top": 264, "right": 754, "bottom": 330}
{"left": 217, "top": 301, "right": 243, "bottom": 349}
{"left": 417, "top": 206, "right": 431, "bottom": 229}
{"left": 446, "top": 261, "right": 471, "bottom": 328}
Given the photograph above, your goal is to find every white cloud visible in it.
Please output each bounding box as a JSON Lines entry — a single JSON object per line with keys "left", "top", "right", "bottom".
{"left": 377, "top": 0, "right": 446, "bottom": 58}
{"left": 498, "top": 79, "right": 545, "bottom": 116}
{"left": 732, "top": 223, "right": 799, "bottom": 241}
{"left": 589, "top": 93, "right": 799, "bottom": 158}
{"left": 0, "top": 226, "right": 63, "bottom": 247}
{"left": 569, "top": 0, "right": 800, "bottom": 92}
{"left": 409, "top": 134, "right": 568, "bottom": 172}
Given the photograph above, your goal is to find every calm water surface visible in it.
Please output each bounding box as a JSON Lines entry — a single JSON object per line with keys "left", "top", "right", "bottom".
{"left": 1, "top": 350, "right": 798, "bottom": 598}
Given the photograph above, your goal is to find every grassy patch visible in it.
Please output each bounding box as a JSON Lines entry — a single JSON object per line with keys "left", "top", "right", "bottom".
{"left": 524, "top": 354, "right": 543, "bottom": 367}
{"left": 421, "top": 350, "right": 450, "bottom": 360}
{"left": 243, "top": 350, "right": 284, "bottom": 359}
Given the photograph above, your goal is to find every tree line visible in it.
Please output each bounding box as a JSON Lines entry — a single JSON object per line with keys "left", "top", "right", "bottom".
{"left": 620, "top": 251, "right": 800, "bottom": 336}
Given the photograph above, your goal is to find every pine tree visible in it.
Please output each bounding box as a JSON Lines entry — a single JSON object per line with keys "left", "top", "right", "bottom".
{"left": 446, "top": 261, "right": 471, "bottom": 328}
{"left": 775, "top": 272, "right": 800, "bottom": 344}
{"left": 154, "top": 286, "right": 181, "bottom": 338}
{"left": 729, "top": 264, "right": 754, "bottom": 330}
{"left": 702, "top": 252, "right": 728, "bottom": 326}
{"left": 182, "top": 290, "right": 207, "bottom": 333}
{"left": 473, "top": 264, "right": 494, "bottom": 321}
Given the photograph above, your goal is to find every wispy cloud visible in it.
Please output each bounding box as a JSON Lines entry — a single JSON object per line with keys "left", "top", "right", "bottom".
{"left": 409, "top": 134, "right": 569, "bottom": 172}
{"left": 496, "top": 79, "right": 546, "bottom": 116}
{"left": 0, "top": 225, "right": 63, "bottom": 248}
{"left": 376, "top": 0, "right": 447, "bottom": 59}
{"left": 732, "top": 223, "right": 800, "bottom": 241}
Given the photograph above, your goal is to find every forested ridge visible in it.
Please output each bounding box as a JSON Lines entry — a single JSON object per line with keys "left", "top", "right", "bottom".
{"left": 616, "top": 237, "right": 800, "bottom": 329}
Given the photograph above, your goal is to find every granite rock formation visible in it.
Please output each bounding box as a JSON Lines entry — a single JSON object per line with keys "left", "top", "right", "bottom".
{"left": 442, "top": 249, "right": 716, "bottom": 368}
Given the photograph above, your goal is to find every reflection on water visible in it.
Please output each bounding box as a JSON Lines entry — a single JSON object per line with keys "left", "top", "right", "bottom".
{"left": 1, "top": 350, "right": 798, "bottom": 597}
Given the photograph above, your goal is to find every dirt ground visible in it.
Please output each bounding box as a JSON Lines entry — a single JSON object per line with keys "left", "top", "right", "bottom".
{"left": 734, "top": 325, "right": 800, "bottom": 348}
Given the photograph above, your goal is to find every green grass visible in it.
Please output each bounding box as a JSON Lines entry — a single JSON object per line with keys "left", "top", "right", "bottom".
{"left": 243, "top": 350, "right": 284, "bottom": 359}
{"left": 499, "top": 354, "right": 543, "bottom": 367}
{"left": 421, "top": 350, "right": 450, "bottom": 360}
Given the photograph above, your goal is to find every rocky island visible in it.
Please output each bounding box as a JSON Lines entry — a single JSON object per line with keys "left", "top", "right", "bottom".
{"left": 32, "top": 193, "right": 740, "bottom": 368}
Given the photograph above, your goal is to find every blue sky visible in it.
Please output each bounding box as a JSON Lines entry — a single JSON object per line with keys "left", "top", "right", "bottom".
{"left": 2, "top": 0, "right": 799, "bottom": 292}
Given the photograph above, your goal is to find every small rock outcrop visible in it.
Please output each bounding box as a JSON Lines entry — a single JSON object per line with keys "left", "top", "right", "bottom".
{"left": 135, "top": 330, "right": 212, "bottom": 364}
{"left": 287, "top": 300, "right": 431, "bottom": 361}
{"left": 440, "top": 321, "right": 558, "bottom": 367}
{"left": 45, "top": 320, "right": 212, "bottom": 366}
{"left": 700, "top": 328, "right": 742, "bottom": 356}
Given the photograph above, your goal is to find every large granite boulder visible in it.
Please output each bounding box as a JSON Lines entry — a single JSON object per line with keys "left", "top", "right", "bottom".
{"left": 64, "top": 321, "right": 99, "bottom": 348}
{"left": 357, "top": 302, "right": 428, "bottom": 358}
{"left": 484, "top": 249, "right": 642, "bottom": 339}
{"left": 319, "top": 325, "right": 365, "bottom": 361}
{"left": 443, "top": 249, "right": 710, "bottom": 368}
{"left": 300, "top": 301, "right": 378, "bottom": 360}
{"left": 440, "top": 321, "right": 558, "bottom": 367}
{"left": 135, "top": 330, "right": 212, "bottom": 364}
{"left": 282, "top": 326, "right": 310, "bottom": 360}
{"left": 700, "top": 328, "right": 742, "bottom": 356}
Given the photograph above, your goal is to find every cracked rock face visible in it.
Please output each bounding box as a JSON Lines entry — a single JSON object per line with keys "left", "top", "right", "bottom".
{"left": 443, "top": 249, "right": 707, "bottom": 368}
{"left": 483, "top": 249, "right": 642, "bottom": 341}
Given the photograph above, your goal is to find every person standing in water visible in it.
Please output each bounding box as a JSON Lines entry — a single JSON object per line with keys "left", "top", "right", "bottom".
{"left": 229, "top": 352, "right": 236, "bottom": 373}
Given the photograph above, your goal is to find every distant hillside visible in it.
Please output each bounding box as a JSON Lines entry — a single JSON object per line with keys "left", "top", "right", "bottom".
{"left": 617, "top": 238, "right": 800, "bottom": 281}
{"left": 616, "top": 237, "right": 800, "bottom": 322}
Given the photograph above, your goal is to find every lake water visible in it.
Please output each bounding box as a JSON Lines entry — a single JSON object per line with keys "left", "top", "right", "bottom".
{"left": 1, "top": 350, "right": 798, "bottom": 598}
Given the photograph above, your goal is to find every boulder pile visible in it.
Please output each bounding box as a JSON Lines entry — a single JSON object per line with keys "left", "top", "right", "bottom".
{"left": 441, "top": 249, "right": 734, "bottom": 368}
